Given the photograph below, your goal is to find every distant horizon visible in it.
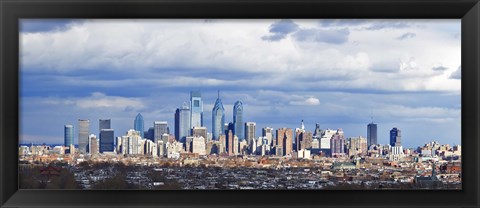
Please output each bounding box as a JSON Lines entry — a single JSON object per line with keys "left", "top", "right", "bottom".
{"left": 20, "top": 19, "right": 461, "bottom": 148}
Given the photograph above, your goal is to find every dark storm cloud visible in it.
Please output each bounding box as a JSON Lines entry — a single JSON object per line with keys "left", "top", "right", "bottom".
{"left": 262, "top": 19, "right": 300, "bottom": 41}
{"left": 396, "top": 32, "right": 416, "bottom": 40}
{"left": 293, "top": 28, "right": 350, "bottom": 44}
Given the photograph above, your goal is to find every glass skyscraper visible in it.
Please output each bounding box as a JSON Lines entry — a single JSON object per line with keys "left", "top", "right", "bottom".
{"left": 78, "top": 119, "right": 90, "bottom": 154}
{"left": 64, "top": 124, "right": 74, "bottom": 147}
{"left": 233, "top": 101, "right": 244, "bottom": 141}
{"left": 190, "top": 91, "right": 203, "bottom": 129}
{"left": 367, "top": 122, "right": 377, "bottom": 148}
{"left": 212, "top": 92, "right": 225, "bottom": 140}
{"left": 154, "top": 121, "right": 168, "bottom": 143}
{"left": 175, "top": 102, "right": 191, "bottom": 143}
{"left": 390, "top": 127, "right": 402, "bottom": 147}
{"left": 99, "top": 119, "right": 111, "bottom": 133}
{"left": 99, "top": 129, "right": 114, "bottom": 153}
{"left": 134, "top": 113, "right": 144, "bottom": 138}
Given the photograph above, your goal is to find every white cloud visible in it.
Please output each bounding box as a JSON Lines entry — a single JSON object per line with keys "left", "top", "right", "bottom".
{"left": 42, "top": 92, "right": 144, "bottom": 110}
{"left": 290, "top": 96, "right": 321, "bottom": 106}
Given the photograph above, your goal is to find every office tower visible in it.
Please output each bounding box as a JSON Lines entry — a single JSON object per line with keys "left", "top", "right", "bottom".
{"left": 78, "top": 119, "right": 90, "bottom": 154}
{"left": 298, "top": 132, "right": 313, "bottom": 151}
{"left": 99, "top": 119, "right": 111, "bottom": 133}
{"left": 390, "top": 127, "right": 402, "bottom": 146}
{"left": 277, "top": 128, "right": 293, "bottom": 156}
{"left": 89, "top": 134, "right": 99, "bottom": 155}
{"left": 245, "top": 122, "right": 256, "bottom": 144}
{"left": 134, "top": 113, "right": 144, "bottom": 138}
{"left": 313, "top": 123, "right": 322, "bottom": 137}
{"left": 192, "top": 136, "right": 206, "bottom": 155}
{"left": 212, "top": 91, "right": 225, "bottom": 140}
{"left": 146, "top": 127, "right": 154, "bottom": 141}
{"left": 192, "top": 126, "right": 208, "bottom": 142}
{"left": 233, "top": 101, "right": 244, "bottom": 141}
{"left": 154, "top": 121, "right": 168, "bottom": 143}
{"left": 190, "top": 91, "right": 203, "bottom": 128}
{"left": 226, "top": 129, "right": 234, "bottom": 156}
{"left": 233, "top": 136, "right": 239, "bottom": 155}
{"left": 330, "top": 132, "right": 345, "bottom": 157}
{"left": 295, "top": 120, "right": 306, "bottom": 151}
{"left": 320, "top": 129, "right": 336, "bottom": 150}
{"left": 367, "top": 122, "right": 378, "bottom": 148}
{"left": 100, "top": 129, "right": 115, "bottom": 153}
{"left": 64, "top": 125, "right": 74, "bottom": 149}
{"left": 175, "top": 102, "right": 191, "bottom": 142}
{"left": 262, "top": 127, "right": 273, "bottom": 146}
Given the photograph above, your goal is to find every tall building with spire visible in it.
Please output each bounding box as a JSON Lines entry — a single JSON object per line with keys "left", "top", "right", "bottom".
{"left": 367, "top": 122, "right": 377, "bottom": 148}
{"left": 190, "top": 91, "right": 203, "bottom": 129}
{"left": 175, "top": 102, "right": 191, "bottom": 142}
{"left": 233, "top": 101, "right": 244, "bottom": 141}
{"left": 212, "top": 91, "right": 225, "bottom": 140}
{"left": 134, "top": 113, "right": 144, "bottom": 138}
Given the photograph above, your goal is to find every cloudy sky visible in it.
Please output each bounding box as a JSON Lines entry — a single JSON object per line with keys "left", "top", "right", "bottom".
{"left": 19, "top": 19, "right": 461, "bottom": 148}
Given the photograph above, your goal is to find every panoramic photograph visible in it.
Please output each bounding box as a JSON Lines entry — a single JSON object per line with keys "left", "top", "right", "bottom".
{"left": 18, "top": 19, "right": 461, "bottom": 190}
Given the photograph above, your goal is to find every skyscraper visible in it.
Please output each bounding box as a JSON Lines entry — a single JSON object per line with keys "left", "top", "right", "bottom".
{"left": 100, "top": 129, "right": 115, "bottom": 153}
{"left": 245, "top": 122, "right": 256, "bottom": 144}
{"left": 212, "top": 91, "right": 225, "bottom": 140}
{"left": 89, "top": 134, "right": 99, "bottom": 155}
{"left": 390, "top": 127, "right": 402, "bottom": 146}
{"left": 262, "top": 127, "right": 273, "bottom": 146}
{"left": 134, "top": 113, "right": 144, "bottom": 138}
{"left": 99, "top": 119, "right": 111, "bottom": 133}
{"left": 154, "top": 121, "right": 168, "bottom": 143}
{"left": 190, "top": 91, "right": 203, "bottom": 128}
{"left": 313, "top": 123, "right": 322, "bottom": 137}
{"left": 64, "top": 125, "right": 74, "bottom": 148}
{"left": 233, "top": 101, "right": 244, "bottom": 141}
{"left": 175, "top": 102, "right": 191, "bottom": 143}
{"left": 78, "top": 119, "right": 90, "bottom": 154}
{"left": 331, "top": 131, "right": 345, "bottom": 157}
{"left": 367, "top": 123, "right": 377, "bottom": 148}
{"left": 277, "top": 128, "right": 293, "bottom": 156}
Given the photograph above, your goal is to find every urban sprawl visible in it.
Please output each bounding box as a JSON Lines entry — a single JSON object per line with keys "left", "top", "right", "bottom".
{"left": 19, "top": 91, "right": 462, "bottom": 190}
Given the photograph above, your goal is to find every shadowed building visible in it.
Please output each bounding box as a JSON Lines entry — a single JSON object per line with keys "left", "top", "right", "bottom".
{"left": 175, "top": 102, "right": 191, "bottom": 143}
{"left": 277, "top": 128, "right": 293, "bottom": 156}
{"left": 367, "top": 122, "right": 377, "bottom": 148}
{"left": 390, "top": 127, "right": 402, "bottom": 147}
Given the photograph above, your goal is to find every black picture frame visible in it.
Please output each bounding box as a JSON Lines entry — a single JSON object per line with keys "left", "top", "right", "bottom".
{"left": 1, "top": 0, "right": 479, "bottom": 207}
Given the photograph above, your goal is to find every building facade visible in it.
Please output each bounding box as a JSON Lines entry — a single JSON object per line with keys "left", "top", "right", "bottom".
{"left": 245, "top": 122, "right": 256, "bottom": 144}
{"left": 78, "top": 119, "right": 90, "bottom": 154}
{"left": 367, "top": 122, "right": 377, "bottom": 148}
{"left": 154, "top": 121, "right": 168, "bottom": 143}
{"left": 190, "top": 91, "right": 203, "bottom": 128}
{"left": 134, "top": 113, "right": 144, "bottom": 138}
{"left": 390, "top": 127, "right": 402, "bottom": 147}
{"left": 233, "top": 101, "right": 244, "bottom": 141}
{"left": 175, "top": 102, "right": 191, "bottom": 143}
{"left": 64, "top": 124, "right": 74, "bottom": 148}
{"left": 212, "top": 93, "right": 225, "bottom": 140}
{"left": 100, "top": 129, "right": 115, "bottom": 153}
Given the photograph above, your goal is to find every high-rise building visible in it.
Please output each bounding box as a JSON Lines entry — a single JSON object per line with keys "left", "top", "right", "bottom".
{"left": 64, "top": 125, "right": 74, "bottom": 148}
{"left": 89, "top": 134, "right": 99, "bottom": 155}
{"left": 233, "top": 101, "right": 244, "bottom": 141}
{"left": 78, "top": 119, "right": 90, "bottom": 154}
{"left": 175, "top": 102, "right": 191, "bottom": 143}
{"left": 100, "top": 129, "right": 115, "bottom": 153}
{"left": 262, "top": 127, "right": 273, "bottom": 146}
{"left": 277, "top": 128, "right": 293, "bottom": 156}
{"left": 348, "top": 136, "right": 368, "bottom": 156}
{"left": 245, "top": 122, "right": 256, "bottom": 144}
{"left": 134, "top": 113, "right": 144, "bottom": 138}
{"left": 154, "top": 121, "right": 168, "bottom": 143}
{"left": 331, "top": 131, "right": 345, "bottom": 157}
{"left": 99, "top": 119, "right": 111, "bottom": 133}
{"left": 192, "top": 136, "right": 206, "bottom": 155}
{"left": 190, "top": 91, "right": 203, "bottom": 128}
{"left": 212, "top": 92, "right": 225, "bottom": 140}
{"left": 226, "top": 129, "right": 234, "bottom": 156}
{"left": 367, "top": 122, "right": 377, "bottom": 148}
{"left": 390, "top": 127, "right": 402, "bottom": 146}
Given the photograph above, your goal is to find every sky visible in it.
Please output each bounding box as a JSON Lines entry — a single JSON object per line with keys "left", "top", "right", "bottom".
{"left": 19, "top": 19, "right": 461, "bottom": 148}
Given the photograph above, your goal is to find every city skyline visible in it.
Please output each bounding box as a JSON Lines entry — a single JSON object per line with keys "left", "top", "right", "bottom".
{"left": 20, "top": 19, "right": 461, "bottom": 148}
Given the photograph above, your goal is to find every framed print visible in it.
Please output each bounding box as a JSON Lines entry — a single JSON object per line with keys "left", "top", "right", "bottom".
{"left": 1, "top": 0, "right": 479, "bottom": 208}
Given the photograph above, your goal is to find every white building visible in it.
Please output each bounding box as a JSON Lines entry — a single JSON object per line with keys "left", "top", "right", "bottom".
{"left": 192, "top": 136, "right": 206, "bottom": 155}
